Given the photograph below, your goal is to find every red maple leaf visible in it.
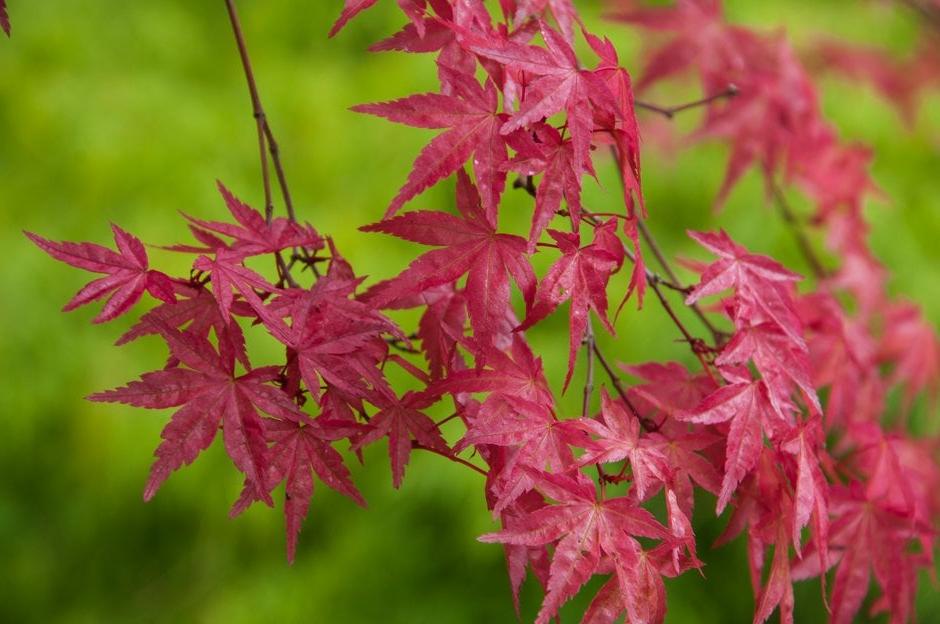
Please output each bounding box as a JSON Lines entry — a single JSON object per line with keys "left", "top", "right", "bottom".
{"left": 353, "top": 391, "right": 449, "bottom": 488}
{"left": 678, "top": 380, "right": 778, "bottom": 513}
{"left": 352, "top": 69, "right": 508, "bottom": 218}
{"left": 623, "top": 361, "right": 717, "bottom": 420}
{"left": 716, "top": 321, "right": 821, "bottom": 417}
{"left": 170, "top": 182, "right": 322, "bottom": 260}
{"left": 479, "top": 470, "right": 668, "bottom": 624}
{"left": 192, "top": 250, "right": 284, "bottom": 333}
{"left": 518, "top": 219, "right": 625, "bottom": 387}
{"left": 457, "top": 394, "right": 580, "bottom": 474}
{"left": 232, "top": 413, "right": 366, "bottom": 563}
{"left": 508, "top": 122, "right": 587, "bottom": 247}
{"left": 576, "top": 390, "right": 670, "bottom": 501}
{"left": 429, "top": 334, "right": 555, "bottom": 407}
{"left": 509, "top": 0, "right": 579, "bottom": 42}
{"left": 26, "top": 225, "right": 176, "bottom": 323}
{"left": 468, "top": 21, "right": 619, "bottom": 179}
{"left": 361, "top": 170, "right": 535, "bottom": 348}
{"left": 89, "top": 322, "right": 301, "bottom": 503}
{"left": 117, "top": 284, "right": 250, "bottom": 372}
{"left": 280, "top": 282, "right": 397, "bottom": 405}
{"left": 793, "top": 483, "right": 930, "bottom": 624}
{"left": 686, "top": 229, "right": 804, "bottom": 343}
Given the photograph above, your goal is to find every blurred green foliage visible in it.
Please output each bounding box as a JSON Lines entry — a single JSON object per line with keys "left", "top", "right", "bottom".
{"left": 1, "top": 1, "right": 937, "bottom": 622}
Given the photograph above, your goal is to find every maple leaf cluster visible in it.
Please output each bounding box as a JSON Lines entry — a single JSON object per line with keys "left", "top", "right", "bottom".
{"left": 23, "top": 0, "right": 940, "bottom": 623}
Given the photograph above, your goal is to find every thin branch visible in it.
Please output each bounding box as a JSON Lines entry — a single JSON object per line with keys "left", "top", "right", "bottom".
{"left": 262, "top": 122, "right": 297, "bottom": 222}
{"left": 224, "top": 0, "right": 297, "bottom": 221}
{"left": 591, "top": 342, "right": 640, "bottom": 419}
{"left": 647, "top": 278, "right": 721, "bottom": 386}
{"left": 514, "top": 174, "right": 720, "bottom": 376}
{"left": 636, "top": 219, "right": 725, "bottom": 344}
{"left": 224, "top": 0, "right": 302, "bottom": 289}
{"left": 606, "top": 147, "right": 726, "bottom": 344}
{"left": 412, "top": 442, "right": 488, "bottom": 477}
{"left": 635, "top": 84, "right": 739, "bottom": 119}
{"left": 224, "top": 0, "right": 275, "bottom": 222}
{"left": 582, "top": 322, "right": 596, "bottom": 418}
{"left": 770, "top": 181, "right": 827, "bottom": 279}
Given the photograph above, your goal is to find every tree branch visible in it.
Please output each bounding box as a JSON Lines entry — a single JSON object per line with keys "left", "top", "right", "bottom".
{"left": 635, "top": 84, "right": 739, "bottom": 119}
{"left": 582, "top": 322, "right": 596, "bottom": 418}
{"left": 223, "top": 0, "right": 300, "bottom": 288}
{"left": 770, "top": 181, "right": 827, "bottom": 279}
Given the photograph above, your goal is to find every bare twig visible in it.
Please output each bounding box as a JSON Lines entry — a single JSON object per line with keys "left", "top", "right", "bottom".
{"left": 412, "top": 442, "right": 488, "bottom": 477}
{"left": 223, "top": 0, "right": 301, "bottom": 288}
{"left": 582, "top": 322, "right": 596, "bottom": 418}
{"left": 635, "top": 84, "right": 739, "bottom": 119}
{"left": 770, "top": 181, "right": 827, "bottom": 279}
{"left": 606, "top": 147, "right": 726, "bottom": 344}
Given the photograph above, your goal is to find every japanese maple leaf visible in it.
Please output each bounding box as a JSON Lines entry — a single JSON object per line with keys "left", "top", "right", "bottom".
{"left": 468, "top": 21, "right": 619, "bottom": 178}
{"left": 232, "top": 413, "right": 366, "bottom": 563}
{"left": 193, "top": 250, "right": 284, "bottom": 333}
{"left": 416, "top": 287, "right": 467, "bottom": 380}
{"left": 753, "top": 525, "right": 795, "bottom": 624}
{"left": 622, "top": 361, "right": 716, "bottom": 419}
{"left": 0, "top": 0, "right": 9, "bottom": 37}
{"left": 429, "top": 334, "right": 554, "bottom": 408}
{"left": 879, "top": 301, "right": 940, "bottom": 407}
{"left": 508, "top": 122, "right": 587, "bottom": 247}
{"left": 361, "top": 170, "right": 535, "bottom": 348}
{"left": 686, "top": 229, "right": 804, "bottom": 343}
{"left": 89, "top": 322, "right": 301, "bottom": 503}
{"left": 282, "top": 284, "right": 397, "bottom": 405}
{"left": 678, "top": 380, "right": 777, "bottom": 514}
{"left": 479, "top": 471, "right": 668, "bottom": 624}
{"left": 26, "top": 225, "right": 175, "bottom": 323}
{"left": 352, "top": 69, "right": 508, "bottom": 218}
{"left": 352, "top": 391, "right": 448, "bottom": 488}
{"left": 518, "top": 219, "right": 625, "bottom": 388}
{"left": 457, "top": 394, "right": 579, "bottom": 474}
{"left": 170, "top": 182, "right": 322, "bottom": 260}
{"left": 117, "top": 284, "right": 250, "bottom": 372}
{"left": 792, "top": 484, "right": 927, "bottom": 624}
{"left": 510, "top": 0, "right": 579, "bottom": 42}
{"left": 329, "top": 0, "right": 427, "bottom": 38}
{"left": 780, "top": 419, "right": 829, "bottom": 559}
{"left": 576, "top": 390, "right": 670, "bottom": 501}
{"left": 716, "top": 321, "right": 821, "bottom": 417}
{"left": 812, "top": 40, "right": 924, "bottom": 125}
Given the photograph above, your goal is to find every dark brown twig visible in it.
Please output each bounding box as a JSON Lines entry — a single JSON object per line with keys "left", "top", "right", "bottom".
{"left": 223, "top": 0, "right": 300, "bottom": 288}
{"left": 635, "top": 84, "right": 739, "bottom": 119}
{"left": 412, "top": 442, "right": 488, "bottom": 477}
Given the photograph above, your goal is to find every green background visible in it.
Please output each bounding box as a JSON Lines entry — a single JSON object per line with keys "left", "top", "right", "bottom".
{"left": 1, "top": 1, "right": 937, "bottom": 622}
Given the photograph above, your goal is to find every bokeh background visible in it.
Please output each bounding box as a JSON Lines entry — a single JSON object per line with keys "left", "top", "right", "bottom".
{"left": 1, "top": 1, "right": 938, "bottom": 622}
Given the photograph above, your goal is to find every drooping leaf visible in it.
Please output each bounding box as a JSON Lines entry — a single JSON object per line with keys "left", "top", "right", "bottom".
{"left": 89, "top": 323, "right": 301, "bottom": 503}
{"left": 518, "top": 219, "right": 624, "bottom": 388}
{"left": 26, "top": 225, "right": 176, "bottom": 323}
{"left": 352, "top": 71, "right": 508, "bottom": 218}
